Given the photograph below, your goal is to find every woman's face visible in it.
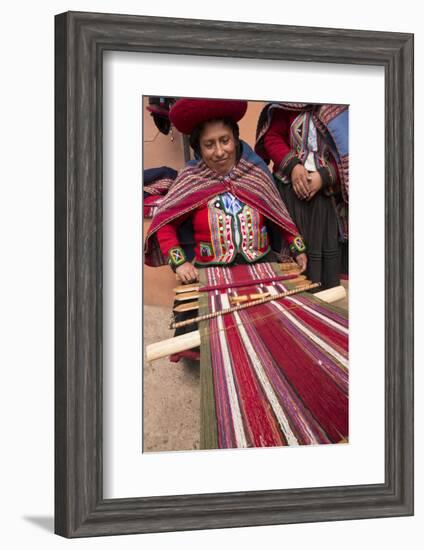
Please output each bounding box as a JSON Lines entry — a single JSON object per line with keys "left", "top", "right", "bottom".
{"left": 199, "top": 120, "right": 237, "bottom": 176}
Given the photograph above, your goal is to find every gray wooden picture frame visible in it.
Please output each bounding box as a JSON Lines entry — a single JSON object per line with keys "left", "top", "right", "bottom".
{"left": 55, "top": 11, "right": 414, "bottom": 538}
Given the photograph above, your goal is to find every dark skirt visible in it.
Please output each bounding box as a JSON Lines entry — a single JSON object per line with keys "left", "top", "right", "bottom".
{"left": 276, "top": 178, "right": 341, "bottom": 290}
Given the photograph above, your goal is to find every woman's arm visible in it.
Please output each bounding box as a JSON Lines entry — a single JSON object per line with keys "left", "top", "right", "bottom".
{"left": 156, "top": 216, "right": 199, "bottom": 283}
{"left": 263, "top": 109, "right": 291, "bottom": 166}
{"left": 285, "top": 233, "right": 307, "bottom": 273}
{"left": 267, "top": 218, "right": 308, "bottom": 274}
{"left": 263, "top": 110, "right": 303, "bottom": 181}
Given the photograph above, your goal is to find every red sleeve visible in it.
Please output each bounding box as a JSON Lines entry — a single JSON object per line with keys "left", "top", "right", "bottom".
{"left": 281, "top": 228, "right": 307, "bottom": 256}
{"left": 284, "top": 232, "right": 295, "bottom": 245}
{"left": 263, "top": 109, "right": 292, "bottom": 167}
{"left": 279, "top": 229, "right": 303, "bottom": 249}
{"left": 156, "top": 211, "right": 191, "bottom": 258}
{"left": 267, "top": 220, "right": 306, "bottom": 256}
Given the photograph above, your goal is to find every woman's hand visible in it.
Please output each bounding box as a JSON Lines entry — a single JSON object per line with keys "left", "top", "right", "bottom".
{"left": 295, "top": 253, "right": 307, "bottom": 274}
{"left": 291, "top": 164, "right": 310, "bottom": 200}
{"left": 306, "top": 171, "right": 323, "bottom": 200}
{"left": 175, "top": 262, "right": 199, "bottom": 284}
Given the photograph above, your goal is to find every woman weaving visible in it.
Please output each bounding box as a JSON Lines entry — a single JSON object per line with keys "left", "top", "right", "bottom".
{"left": 144, "top": 99, "right": 349, "bottom": 448}
{"left": 144, "top": 98, "right": 308, "bottom": 280}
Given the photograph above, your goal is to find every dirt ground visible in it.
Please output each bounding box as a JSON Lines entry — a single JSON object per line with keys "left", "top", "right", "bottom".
{"left": 143, "top": 305, "right": 201, "bottom": 452}
{"left": 143, "top": 280, "right": 349, "bottom": 453}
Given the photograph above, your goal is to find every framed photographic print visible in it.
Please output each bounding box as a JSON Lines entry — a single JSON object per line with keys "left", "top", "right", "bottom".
{"left": 142, "top": 95, "right": 350, "bottom": 453}
{"left": 55, "top": 11, "right": 414, "bottom": 537}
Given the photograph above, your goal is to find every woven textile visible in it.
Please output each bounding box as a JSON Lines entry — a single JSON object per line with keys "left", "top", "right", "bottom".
{"left": 199, "top": 262, "right": 348, "bottom": 449}
{"left": 143, "top": 195, "right": 165, "bottom": 218}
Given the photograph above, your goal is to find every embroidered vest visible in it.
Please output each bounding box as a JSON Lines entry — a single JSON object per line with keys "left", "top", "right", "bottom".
{"left": 195, "top": 193, "right": 270, "bottom": 266}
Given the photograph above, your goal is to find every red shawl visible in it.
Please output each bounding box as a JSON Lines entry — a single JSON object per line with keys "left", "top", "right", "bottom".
{"left": 144, "top": 142, "right": 300, "bottom": 267}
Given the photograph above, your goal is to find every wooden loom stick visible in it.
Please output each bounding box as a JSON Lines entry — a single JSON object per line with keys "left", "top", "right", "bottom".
{"left": 170, "top": 282, "right": 321, "bottom": 330}
{"left": 145, "top": 284, "right": 346, "bottom": 363}
{"left": 146, "top": 331, "right": 201, "bottom": 362}
{"left": 174, "top": 291, "right": 201, "bottom": 302}
{"left": 172, "top": 282, "right": 200, "bottom": 294}
{"left": 230, "top": 292, "right": 270, "bottom": 304}
{"left": 311, "top": 285, "right": 346, "bottom": 303}
{"left": 173, "top": 276, "right": 309, "bottom": 311}
{"left": 173, "top": 301, "right": 200, "bottom": 313}
{"left": 173, "top": 270, "right": 303, "bottom": 294}
{"left": 279, "top": 261, "right": 300, "bottom": 271}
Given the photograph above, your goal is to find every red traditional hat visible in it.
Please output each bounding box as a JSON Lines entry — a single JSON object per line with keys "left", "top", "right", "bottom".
{"left": 169, "top": 98, "right": 248, "bottom": 135}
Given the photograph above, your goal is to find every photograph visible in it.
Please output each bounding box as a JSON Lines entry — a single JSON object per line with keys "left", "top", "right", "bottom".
{"left": 52, "top": 10, "right": 413, "bottom": 539}
{"left": 143, "top": 96, "right": 349, "bottom": 452}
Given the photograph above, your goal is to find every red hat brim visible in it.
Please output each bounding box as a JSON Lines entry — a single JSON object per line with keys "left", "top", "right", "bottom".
{"left": 169, "top": 98, "right": 248, "bottom": 135}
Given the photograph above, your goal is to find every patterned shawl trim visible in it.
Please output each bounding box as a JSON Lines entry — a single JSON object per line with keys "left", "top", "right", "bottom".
{"left": 143, "top": 177, "right": 175, "bottom": 196}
